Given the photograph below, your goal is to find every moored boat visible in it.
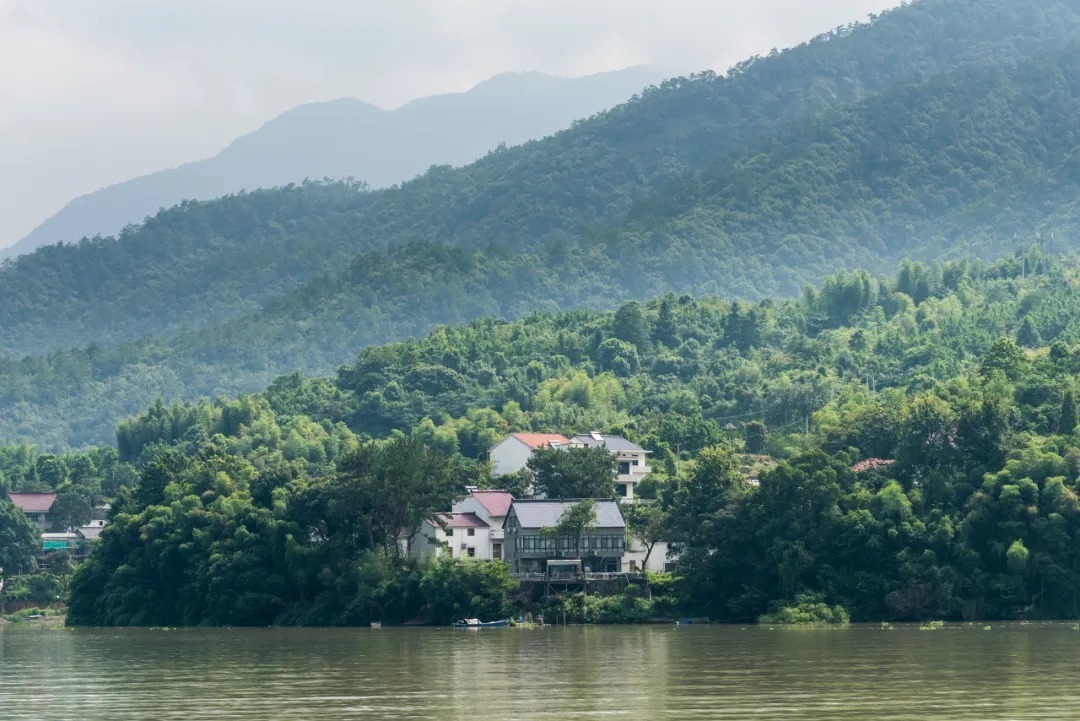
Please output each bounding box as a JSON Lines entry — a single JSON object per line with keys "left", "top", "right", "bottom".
{"left": 452, "top": 618, "right": 510, "bottom": 628}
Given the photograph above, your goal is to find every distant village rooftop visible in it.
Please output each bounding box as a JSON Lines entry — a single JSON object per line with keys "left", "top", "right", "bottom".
{"left": 7, "top": 492, "right": 57, "bottom": 513}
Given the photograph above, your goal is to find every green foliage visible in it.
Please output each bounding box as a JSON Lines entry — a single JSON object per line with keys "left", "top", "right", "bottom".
{"left": 0, "top": 499, "right": 38, "bottom": 575}
{"left": 418, "top": 559, "right": 518, "bottom": 625}
{"left": 527, "top": 447, "right": 617, "bottom": 499}
{"left": 2, "top": 574, "right": 64, "bottom": 605}
{"left": 759, "top": 593, "right": 851, "bottom": 625}
{"left": 36, "top": 250, "right": 1080, "bottom": 625}
{"left": 9, "top": 0, "right": 1080, "bottom": 448}
{"left": 1, "top": 607, "right": 62, "bottom": 623}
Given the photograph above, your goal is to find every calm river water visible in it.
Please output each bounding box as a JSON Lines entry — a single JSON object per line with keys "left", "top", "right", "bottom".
{"left": 2, "top": 622, "right": 1078, "bottom": 719}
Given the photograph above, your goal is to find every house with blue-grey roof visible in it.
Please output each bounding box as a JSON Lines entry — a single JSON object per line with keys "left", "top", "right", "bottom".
{"left": 569, "top": 432, "right": 652, "bottom": 502}
{"left": 502, "top": 498, "right": 627, "bottom": 574}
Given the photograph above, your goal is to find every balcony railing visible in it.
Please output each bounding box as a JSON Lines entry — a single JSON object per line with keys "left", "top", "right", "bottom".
{"left": 515, "top": 534, "right": 626, "bottom": 556}
{"left": 509, "top": 571, "right": 641, "bottom": 581}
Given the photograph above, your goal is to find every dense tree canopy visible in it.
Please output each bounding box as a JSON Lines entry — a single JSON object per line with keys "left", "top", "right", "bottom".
{"left": 527, "top": 447, "right": 618, "bottom": 499}
{"left": 50, "top": 251, "right": 1080, "bottom": 624}
{"left": 6, "top": 0, "right": 1080, "bottom": 448}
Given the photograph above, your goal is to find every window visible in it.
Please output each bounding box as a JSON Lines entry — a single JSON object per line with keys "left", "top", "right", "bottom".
{"left": 467, "top": 547, "right": 476, "bottom": 558}
{"left": 445, "top": 528, "right": 454, "bottom": 536}
{"left": 618, "top": 461, "right": 631, "bottom": 475}
{"left": 631, "top": 459, "right": 639, "bottom": 466}
{"left": 616, "top": 483, "right": 628, "bottom": 497}
{"left": 467, "top": 528, "right": 475, "bottom": 537}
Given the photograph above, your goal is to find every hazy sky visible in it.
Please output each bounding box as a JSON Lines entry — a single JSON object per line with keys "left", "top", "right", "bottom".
{"left": 0, "top": 0, "right": 899, "bottom": 246}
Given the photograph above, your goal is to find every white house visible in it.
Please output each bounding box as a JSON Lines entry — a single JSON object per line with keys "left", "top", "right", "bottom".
{"left": 452, "top": 489, "right": 514, "bottom": 562}
{"left": 407, "top": 512, "right": 493, "bottom": 560}
{"left": 488, "top": 433, "right": 571, "bottom": 477}
{"left": 623, "top": 536, "right": 673, "bottom": 574}
{"left": 569, "top": 432, "right": 652, "bottom": 502}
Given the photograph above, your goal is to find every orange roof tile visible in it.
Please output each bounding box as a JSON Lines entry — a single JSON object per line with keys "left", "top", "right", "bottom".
{"left": 511, "top": 432, "right": 571, "bottom": 449}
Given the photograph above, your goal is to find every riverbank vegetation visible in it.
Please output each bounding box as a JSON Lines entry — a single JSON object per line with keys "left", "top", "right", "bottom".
{"left": 0, "top": 253, "right": 1065, "bottom": 624}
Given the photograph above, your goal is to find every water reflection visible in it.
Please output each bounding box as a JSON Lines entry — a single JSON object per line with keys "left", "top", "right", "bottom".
{"left": 2, "top": 623, "right": 1079, "bottom": 720}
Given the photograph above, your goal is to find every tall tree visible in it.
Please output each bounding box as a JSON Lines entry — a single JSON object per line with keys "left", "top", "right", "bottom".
{"left": 50, "top": 490, "right": 92, "bottom": 532}
{"left": 0, "top": 499, "right": 38, "bottom": 576}
{"left": 1059, "top": 389, "right": 1078, "bottom": 435}
{"left": 340, "top": 436, "right": 460, "bottom": 556}
{"left": 527, "top": 446, "right": 617, "bottom": 499}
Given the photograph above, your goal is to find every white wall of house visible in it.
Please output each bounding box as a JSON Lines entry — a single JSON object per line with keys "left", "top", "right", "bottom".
{"left": 614, "top": 450, "right": 652, "bottom": 502}
{"left": 452, "top": 496, "right": 506, "bottom": 561}
{"left": 403, "top": 520, "right": 444, "bottom": 559}
{"left": 444, "top": 525, "right": 492, "bottom": 560}
{"left": 405, "top": 520, "right": 493, "bottom": 561}
{"left": 623, "top": 539, "right": 673, "bottom": 574}
{"left": 489, "top": 436, "right": 533, "bottom": 476}
{"left": 452, "top": 496, "right": 491, "bottom": 523}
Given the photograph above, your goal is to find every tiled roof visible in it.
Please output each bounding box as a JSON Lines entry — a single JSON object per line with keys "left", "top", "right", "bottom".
{"left": 436, "top": 512, "right": 489, "bottom": 529}
{"left": 510, "top": 433, "right": 572, "bottom": 449}
{"left": 79, "top": 525, "right": 105, "bottom": 540}
{"left": 508, "top": 499, "right": 625, "bottom": 529}
{"left": 570, "top": 433, "right": 648, "bottom": 453}
{"left": 469, "top": 490, "right": 514, "bottom": 518}
{"left": 7, "top": 492, "right": 56, "bottom": 514}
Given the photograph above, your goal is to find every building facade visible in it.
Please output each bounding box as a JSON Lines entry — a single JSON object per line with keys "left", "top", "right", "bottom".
{"left": 451, "top": 489, "right": 513, "bottom": 562}
{"left": 502, "top": 499, "right": 627, "bottom": 574}
{"left": 488, "top": 433, "right": 570, "bottom": 477}
{"left": 7, "top": 492, "right": 57, "bottom": 530}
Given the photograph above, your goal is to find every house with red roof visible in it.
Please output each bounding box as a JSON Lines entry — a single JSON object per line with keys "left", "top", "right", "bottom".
{"left": 7, "top": 492, "right": 57, "bottom": 530}
{"left": 402, "top": 487, "right": 520, "bottom": 562}
{"left": 406, "top": 511, "right": 492, "bottom": 561}
{"left": 452, "top": 488, "right": 514, "bottom": 561}
{"left": 488, "top": 433, "right": 571, "bottom": 477}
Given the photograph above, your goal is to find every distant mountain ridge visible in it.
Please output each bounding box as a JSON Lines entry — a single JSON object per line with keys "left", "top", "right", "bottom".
{"left": 6, "top": 0, "right": 1080, "bottom": 449}
{"left": 3, "top": 66, "right": 671, "bottom": 259}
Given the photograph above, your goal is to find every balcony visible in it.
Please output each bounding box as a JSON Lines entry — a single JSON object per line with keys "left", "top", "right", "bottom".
{"left": 489, "top": 529, "right": 505, "bottom": 540}
{"left": 514, "top": 534, "right": 626, "bottom": 558}
{"left": 510, "top": 571, "right": 641, "bottom": 582}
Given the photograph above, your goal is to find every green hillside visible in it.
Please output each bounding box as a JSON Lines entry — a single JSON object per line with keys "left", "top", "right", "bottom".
{"left": 9, "top": 36, "right": 1080, "bottom": 447}
{"left": 9, "top": 252, "right": 1080, "bottom": 624}
{"left": 2, "top": 0, "right": 1078, "bottom": 361}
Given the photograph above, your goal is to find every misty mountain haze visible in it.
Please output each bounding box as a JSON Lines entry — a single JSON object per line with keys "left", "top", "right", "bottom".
{"left": 1, "top": 0, "right": 1078, "bottom": 450}
{"left": 4, "top": 66, "right": 669, "bottom": 258}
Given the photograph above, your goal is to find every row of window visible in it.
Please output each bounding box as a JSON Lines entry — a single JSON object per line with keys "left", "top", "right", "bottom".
{"left": 517, "top": 535, "right": 626, "bottom": 553}
{"left": 445, "top": 528, "right": 476, "bottom": 536}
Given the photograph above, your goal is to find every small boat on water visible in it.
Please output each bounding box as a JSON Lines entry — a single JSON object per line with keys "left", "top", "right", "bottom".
{"left": 370, "top": 621, "right": 382, "bottom": 629}
{"left": 452, "top": 618, "right": 510, "bottom": 628}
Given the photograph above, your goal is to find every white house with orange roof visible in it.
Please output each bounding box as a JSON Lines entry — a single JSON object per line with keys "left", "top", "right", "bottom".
{"left": 488, "top": 433, "right": 571, "bottom": 477}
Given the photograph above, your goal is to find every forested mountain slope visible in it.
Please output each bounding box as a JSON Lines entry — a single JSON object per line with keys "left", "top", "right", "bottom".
{"left": 15, "top": 252, "right": 1080, "bottom": 624}
{"left": 2, "top": 0, "right": 1077, "bottom": 359}
{"left": 8, "top": 39, "right": 1080, "bottom": 448}
{"left": 5, "top": 67, "right": 670, "bottom": 259}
